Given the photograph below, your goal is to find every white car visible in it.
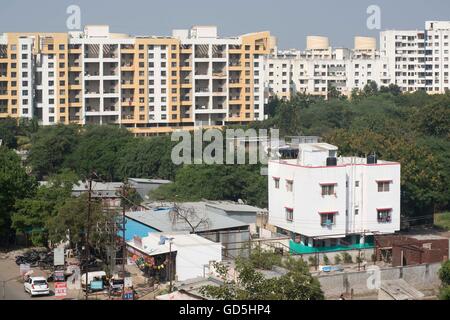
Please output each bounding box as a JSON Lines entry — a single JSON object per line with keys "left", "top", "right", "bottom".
{"left": 24, "top": 276, "right": 50, "bottom": 297}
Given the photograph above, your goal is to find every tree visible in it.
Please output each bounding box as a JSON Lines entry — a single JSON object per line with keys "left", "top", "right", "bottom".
{"left": 115, "top": 136, "right": 178, "bottom": 181}
{"left": 28, "top": 124, "right": 80, "bottom": 179}
{"left": 12, "top": 170, "right": 79, "bottom": 246}
{"left": 169, "top": 203, "right": 210, "bottom": 233}
{"left": 46, "top": 193, "right": 109, "bottom": 249}
{"left": 64, "top": 125, "right": 133, "bottom": 180}
{"left": 0, "top": 147, "right": 37, "bottom": 243}
{"left": 362, "top": 80, "right": 379, "bottom": 97}
{"left": 200, "top": 252, "right": 324, "bottom": 300}
{"left": 0, "top": 118, "right": 18, "bottom": 149}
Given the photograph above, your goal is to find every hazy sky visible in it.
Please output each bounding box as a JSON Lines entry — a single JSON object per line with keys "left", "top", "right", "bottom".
{"left": 1, "top": 0, "right": 450, "bottom": 49}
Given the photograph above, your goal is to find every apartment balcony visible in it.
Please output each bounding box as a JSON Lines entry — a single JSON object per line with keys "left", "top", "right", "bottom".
{"left": 69, "top": 44, "right": 82, "bottom": 53}
{"left": 103, "top": 44, "right": 119, "bottom": 59}
{"left": 84, "top": 44, "right": 100, "bottom": 59}
{"left": 103, "top": 87, "right": 118, "bottom": 95}
{"left": 212, "top": 70, "right": 227, "bottom": 78}
{"left": 228, "top": 45, "right": 241, "bottom": 53}
{"left": 229, "top": 78, "right": 242, "bottom": 87}
{"left": 181, "top": 79, "right": 192, "bottom": 88}
{"left": 84, "top": 89, "right": 100, "bottom": 96}
{"left": 121, "top": 97, "right": 135, "bottom": 107}
{"left": 180, "top": 62, "right": 192, "bottom": 71}
{"left": 195, "top": 88, "right": 210, "bottom": 96}
{"left": 84, "top": 70, "right": 100, "bottom": 78}
{"left": 212, "top": 87, "right": 227, "bottom": 95}
{"left": 195, "top": 44, "right": 209, "bottom": 59}
{"left": 121, "top": 114, "right": 135, "bottom": 121}
{"left": 229, "top": 95, "right": 242, "bottom": 101}
{"left": 85, "top": 106, "right": 101, "bottom": 113}
{"left": 120, "top": 44, "right": 135, "bottom": 53}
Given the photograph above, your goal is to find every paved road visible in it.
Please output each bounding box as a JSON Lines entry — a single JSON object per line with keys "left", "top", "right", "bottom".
{"left": 0, "top": 258, "right": 81, "bottom": 300}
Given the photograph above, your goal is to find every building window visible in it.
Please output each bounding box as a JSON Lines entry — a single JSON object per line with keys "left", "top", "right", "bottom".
{"left": 355, "top": 181, "right": 359, "bottom": 187}
{"left": 377, "top": 209, "right": 392, "bottom": 223}
{"left": 321, "top": 183, "right": 336, "bottom": 196}
{"left": 273, "top": 177, "right": 280, "bottom": 189}
{"left": 377, "top": 180, "right": 391, "bottom": 192}
{"left": 285, "top": 208, "right": 293, "bottom": 222}
{"left": 286, "top": 180, "right": 293, "bottom": 192}
{"left": 320, "top": 212, "right": 336, "bottom": 226}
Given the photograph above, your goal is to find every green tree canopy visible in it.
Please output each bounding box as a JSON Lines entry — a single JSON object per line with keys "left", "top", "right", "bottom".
{"left": 0, "top": 147, "right": 37, "bottom": 242}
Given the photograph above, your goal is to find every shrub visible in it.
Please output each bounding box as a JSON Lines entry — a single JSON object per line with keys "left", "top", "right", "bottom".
{"left": 342, "top": 252, "right": 353, "bottom": 264}
{"left": 334, "top": 254, "right": 342, "bottom": 265}
{"left": 439, "top": 286, "right": 450, "bottom": 300}
{"left": 439, "top": 260, "right": 450, "bottom": 286}
{"left": 308, "top": 256, "right": 317, "bottom": 267}
{"left": 323, "top": 254, "right": 330, "bottom": 265}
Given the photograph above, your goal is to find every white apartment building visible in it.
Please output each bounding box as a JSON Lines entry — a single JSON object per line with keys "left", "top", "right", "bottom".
{"left": 268, "top": 139, "right": 401, "bottom": 253}
{"left": 265, "top": 36, "right": 391, "bottom": 99}
{"left": 381, "top": 21, "right": 450, "bottom": 93}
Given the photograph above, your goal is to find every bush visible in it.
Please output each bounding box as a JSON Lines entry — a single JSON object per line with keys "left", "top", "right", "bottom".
{"left": 341, "top": 252, "right": 353, "bottom": 264}
{"left": 323, "top": 254, "right": 330, "bottom": 265}
{"left": 439, "top": 286, "right": 450, "bottom": 300}
{"left": 439, "top": 260, "right": 450, "bottom": 286}
{"left": 308, "top": 256, "right": 317, "bottom": 267}
{"left": 334, "top": 254, "right": 342, "bottom": 265}
{"left": 356, "top": 256, "right": 363, "bottom": 264}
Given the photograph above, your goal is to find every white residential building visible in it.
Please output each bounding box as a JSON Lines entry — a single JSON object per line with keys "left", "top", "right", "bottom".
{"left": 265, "top": 36, "right": 391, "bottom": 99}
{"left": 268, "top": 140, "right": 401, "bottom": 253}
{"left": 380, "top": 21, "right": 450, "bottom": 93}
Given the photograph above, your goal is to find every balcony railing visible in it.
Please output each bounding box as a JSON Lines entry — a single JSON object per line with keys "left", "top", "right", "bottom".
{"left": 195, "top": 87, "right": 209, "bottom": 93}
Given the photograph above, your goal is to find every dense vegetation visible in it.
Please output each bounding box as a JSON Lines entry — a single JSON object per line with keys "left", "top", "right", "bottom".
{"left": 439, "top": 260, "right": 450, "bottom": 300}
{"left": 200, "top": 248, "right": 324, "bottom": 300}
{"left": 0, "top": 82, "right": 449, "bottom": 244}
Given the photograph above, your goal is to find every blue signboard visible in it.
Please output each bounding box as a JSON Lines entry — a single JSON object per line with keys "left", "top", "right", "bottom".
{"left": 123, "top": 290, "right": 134, "bottom": 300}
{"left": 90, "top": 280, "right": 104, "bottom": 290}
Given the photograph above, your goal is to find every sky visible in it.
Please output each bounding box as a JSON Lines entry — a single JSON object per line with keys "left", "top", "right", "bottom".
{"left": 1, "top": 0, "right": 450, "bottom": 49}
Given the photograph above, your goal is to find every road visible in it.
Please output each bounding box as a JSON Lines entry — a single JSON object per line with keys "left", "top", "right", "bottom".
{"left": 0, "top": 258, "right": 81, "bottom": 300}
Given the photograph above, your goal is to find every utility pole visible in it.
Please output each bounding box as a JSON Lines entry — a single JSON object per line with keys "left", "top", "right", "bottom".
{"left": 85, "top": 176, "right": 93, "bottom": 300}
{"left": 168, "top": 241, "right": 173, "bottom": 293}
{"left": 120, "top": 182, "right": 128, "bottom": 299}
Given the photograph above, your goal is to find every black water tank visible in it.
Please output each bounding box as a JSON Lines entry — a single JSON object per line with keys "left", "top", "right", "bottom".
{"left": 367, "top": 154, "right": 378, "bottom": 164}
{"left": 326, "top": 157, "right": 337, "bottom": 166}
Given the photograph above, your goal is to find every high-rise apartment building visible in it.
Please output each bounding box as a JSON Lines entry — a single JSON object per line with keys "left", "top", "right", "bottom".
{"left": 266, "top": 21, "right": 450, "bottom": 100}
{"left": 265, "top": 36, "right": 391, "bottom": 100}
{"left": 0, "top": 25, "right": 272, "bottom": 135}
{"left": 381, "top": 21, "right": 450, "bottom": 93}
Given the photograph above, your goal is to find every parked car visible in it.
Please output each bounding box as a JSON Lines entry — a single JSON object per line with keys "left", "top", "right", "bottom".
{"left": 24, "top": 276, "right": 50, "bottom": 297}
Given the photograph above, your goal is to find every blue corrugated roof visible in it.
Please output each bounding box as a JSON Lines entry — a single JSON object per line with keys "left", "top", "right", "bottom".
{"left": 119, "top": 218, "right": 158, "bottom": 241}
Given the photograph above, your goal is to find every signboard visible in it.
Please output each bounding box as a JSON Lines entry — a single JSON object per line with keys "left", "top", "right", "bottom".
{"left": 124, "top": 277, "right": 132, "bottom": 288}
{"left": 54, "top": 270, "right": 65, "bottom": 282}
{"left": 19, "top": 263, "right": 31, "bottom": 276}
{"left": 54, "top": 282, "right": 67, "bottom": 297}
{"left": 54, "top": 248, "right": 65, "bottom": 266}
{"left": 123, "top": 289, "right": 134, "bottom": 300}
{"left": 90, "top": 280, "right": 104, "bottom": 291}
